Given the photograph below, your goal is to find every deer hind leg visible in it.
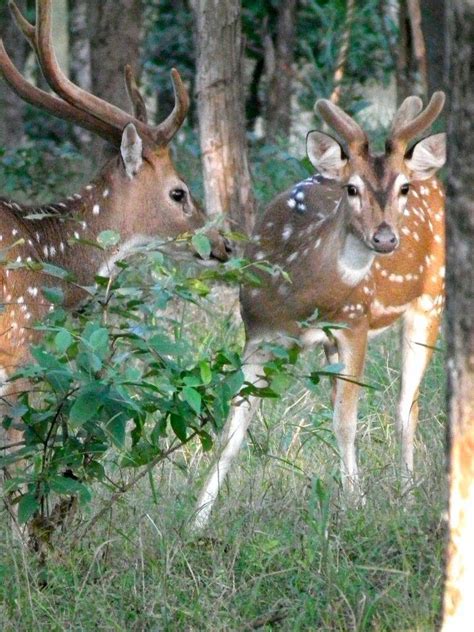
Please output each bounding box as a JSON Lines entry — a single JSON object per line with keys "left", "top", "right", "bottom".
{"left": 324, "top": 337, "right": 339, "bottom": 406}
{"left": 192, "top": 342, "right": 269, "bottom": 532}
{"left": 398, "top": 299, "right": 442, "bottom": 486}
{"left": 331, "top": 323, "right": 368, "bottom": 500}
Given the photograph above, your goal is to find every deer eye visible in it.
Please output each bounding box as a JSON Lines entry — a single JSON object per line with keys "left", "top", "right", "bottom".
{"left": 400, "top": 183, "right": 410, "bottom": 196}
{"left": 170, "top": 188, "right": 186, "bottom": 203}
{"left": 347, "top": 185, "right": 358, "bottom": 197}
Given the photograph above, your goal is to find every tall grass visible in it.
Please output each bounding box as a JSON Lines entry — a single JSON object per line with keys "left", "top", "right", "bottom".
{"left": 0, "top": 306, "right": 446, "bottom": 631}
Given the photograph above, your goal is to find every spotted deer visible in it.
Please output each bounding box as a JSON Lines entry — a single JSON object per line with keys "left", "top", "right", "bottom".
{"left": 0, "top": 0, "right": 230, "bottom": 448}
{"left": 193, "top": 92, "right": 446, "bottom": 529}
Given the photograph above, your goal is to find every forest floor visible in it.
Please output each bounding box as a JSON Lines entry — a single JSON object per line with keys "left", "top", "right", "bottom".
{"left": 0, "top": 301, "right": 447, "bottom": 631}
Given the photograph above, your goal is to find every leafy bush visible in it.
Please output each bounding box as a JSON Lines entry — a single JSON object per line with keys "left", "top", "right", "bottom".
{"left": 1, "top": 230, "right": 316, "bottom": 540}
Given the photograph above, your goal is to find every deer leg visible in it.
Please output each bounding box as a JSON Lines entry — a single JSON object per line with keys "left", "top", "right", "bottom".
{"left": 398, "top": 299, "right": 442, "bottom": 486}
{"left": 332, "top": 324, "right": 368, "bottom": 500}
{"left": 192, "top": 343, "right": 269, "bottom": 531}
{"left": 324, "top": 337, "right": 339, "bottom": 407}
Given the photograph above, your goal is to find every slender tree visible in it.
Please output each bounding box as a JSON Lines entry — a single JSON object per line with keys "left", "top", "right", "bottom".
{"left": 192, "top": 0, "right": 256, "bottom": 235}
{"left": 87, "top": 0, "right": 143, "bottom": 155}
{"left": 68, "top": 0, "right": 92, "bottom": 147}
{"left": 442, "top": 1, "right": 474, "bottom": 629}
{"left": 265, "top": 0, "right": 297, "bottom": 143}
{"left": 0, "top": 0, "right": 28, "bottom": 147}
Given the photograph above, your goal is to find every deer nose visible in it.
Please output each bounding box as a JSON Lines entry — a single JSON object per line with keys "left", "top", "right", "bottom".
{"left": 371, "top": 222, "right": 399, "bottom": 253}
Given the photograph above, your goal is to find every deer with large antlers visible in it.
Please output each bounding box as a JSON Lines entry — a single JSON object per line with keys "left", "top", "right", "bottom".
{"left": 0, "top": 1, "right": 230, "bottom": 448}
{"left": 193, "top": 92, "right": 446, "bottom": 529}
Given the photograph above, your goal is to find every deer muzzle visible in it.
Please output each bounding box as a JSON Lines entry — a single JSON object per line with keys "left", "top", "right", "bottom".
{"left": 371, "top": 222, "right": 399, "bottom": 254}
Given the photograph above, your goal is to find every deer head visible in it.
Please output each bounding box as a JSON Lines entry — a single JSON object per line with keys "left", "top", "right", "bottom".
{"left": 0, "top": 0, "right": 230, "bottom": 262}
{"left": 307, "top": 92, "right": 446, "bottom": 255}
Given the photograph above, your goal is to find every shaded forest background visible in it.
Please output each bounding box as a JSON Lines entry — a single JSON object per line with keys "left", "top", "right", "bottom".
{"left": 0, "top": 0, "right": 446, "bottom": 225}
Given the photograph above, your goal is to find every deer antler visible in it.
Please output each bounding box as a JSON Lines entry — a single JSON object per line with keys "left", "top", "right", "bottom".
{"left": 5, "top": 0, "right": 188, "bottom": 147}
{"left": 315, "top": 99, "right": 368, "bottom": 157}
{"left": 0, "top": 39, "right": 120, "bottom": 143}
{"left": 389, "top": 91, "right": 446, "bottom": 153}
{"left": 124, "top": 65, "right": 148, "bottom": 124}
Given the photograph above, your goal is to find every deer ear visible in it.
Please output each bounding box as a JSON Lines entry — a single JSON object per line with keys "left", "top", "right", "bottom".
{"left": 404, "top": 133, "right": 446, "bottom": 180}
{"left": 306, "top": 131, "right": 348, "bottom": 180}
{"left": 120, "top": 123, "right": 143, "bottom": 178}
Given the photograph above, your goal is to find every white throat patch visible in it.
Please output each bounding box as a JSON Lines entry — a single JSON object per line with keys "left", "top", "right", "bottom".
{"left": 338, "top": 233, "right": 374, "bottom": 286}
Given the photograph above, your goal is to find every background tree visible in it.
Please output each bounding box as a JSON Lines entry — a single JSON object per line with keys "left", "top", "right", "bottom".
{"left": 442, "top": 1, "right": 474, "bottom": 628}
{"left": 265, "top": 0, "right": 298, "bottom": 143}
{"left": 87, "top": 0, "right": 144, "bottom": 155}
{"left": 192, "top": 0, "right": 256, "bottom": 235}
{"left": 68, "top": 0, "right": 92, "bottom": 147}
{"left": 0, "top": 0, "right": 28, "bottom": 148}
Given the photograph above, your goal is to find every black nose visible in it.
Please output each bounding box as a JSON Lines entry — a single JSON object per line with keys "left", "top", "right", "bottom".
{"left": 371, "top": 222, "right": 398, "bottom": 253}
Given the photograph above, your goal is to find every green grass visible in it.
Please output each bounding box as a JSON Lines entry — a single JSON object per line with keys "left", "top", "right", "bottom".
{"left": 0, "top": 303, "right": 446, "bottom": 631}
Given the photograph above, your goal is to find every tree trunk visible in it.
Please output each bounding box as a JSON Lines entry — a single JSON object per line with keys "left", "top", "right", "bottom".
{"left": 420, "top": 0, "right": 446, "bottom": 95}
{"left": 265, "top": 0, "right": 297, "bottom": 143}
{"left": 87, "top": 0, "right": 143, "bottom": 156}
{"left": 442, "top": 2, "right": 474, "bottom": 629}
{"left": 0, "top": 0, "right": 28, "bottom": 148}
{"left": 192, "top": 0, "right": 256, "bottom": 236}
{"left": 396, "top": 0, "right": 427, "bottom": 102}
{"left": 68, "top": 0, "right": 92, "bottom": 147}
{"left": 330, "top": 0, "right": 355, "bottom": 104}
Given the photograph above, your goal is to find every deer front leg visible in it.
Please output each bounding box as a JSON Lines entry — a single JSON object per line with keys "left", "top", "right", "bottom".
{"left": 398, "top": 298, "right": 442, "bottom": 487}
{"left": 332, "top": 323, "right": 368, "bottom": 500}
{"left": 192, "top": 343, "right": 269, "bottom": 532}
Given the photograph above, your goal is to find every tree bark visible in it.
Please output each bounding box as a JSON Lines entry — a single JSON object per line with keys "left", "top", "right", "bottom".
{"left": 265, "top": 0, "right": 297, "bottom": 143}
{"left": 330, "top": 0, "right": 355, "bottom": 105}
{"left": 442, "top": 2, "right": 474, "bottom": 629}
{"left": 0, "top": 0, "right": 28, "bottom": 148}
{"left": 420, "top": 0, "right": 446, "bottom": 95}
{"left": 192, "top": 0, "right": 256, "bottom": 236}
{"left": 87, "top": 0, "right": 143, "bottom": 156}
{"left": 396, "top": 0, "right": 428, "bottom": 102}
{"left": 68, "top": 0, "right": 92, "bottom": 147}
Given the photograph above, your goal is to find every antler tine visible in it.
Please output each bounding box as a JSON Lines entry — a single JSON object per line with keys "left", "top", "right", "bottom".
{"left": 390, "top": 91, "right": 446, "bottom": 149}
{"left": 153, "top": 68, "right": 190, "bottom": 145}
{"left": 390, "top": 95, "right": 423, "bottom": 137}
{"left": 315, "top": 98, "right": 368, "bottom": 156}
{"left": 124, "top": 65, "right": 148, "bottom": 124}
{"left": 8, "top": 1, "right": 35, "bottom": 46}
{"left": 0, "top": 38, "right": 122, "bottom": 145}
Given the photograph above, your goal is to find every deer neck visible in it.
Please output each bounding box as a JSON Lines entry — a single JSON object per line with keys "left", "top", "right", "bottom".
{"left": 333, "top": 204, "right": 375, "bottom": 288}
{"left": 17, "top": 168, "right": 139, "bottom": 295}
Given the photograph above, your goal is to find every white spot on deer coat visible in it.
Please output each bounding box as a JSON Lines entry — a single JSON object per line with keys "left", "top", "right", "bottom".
{"left": 282, "top": 224, "right": 293, "bottom": 241}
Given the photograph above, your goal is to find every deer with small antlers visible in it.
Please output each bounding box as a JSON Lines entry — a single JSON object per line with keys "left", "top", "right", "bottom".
{"left": 193, "top": 92, "right": 446, "bottom": 529}
{"left": 0, "top": 0, "right": 230, "bottom": 449}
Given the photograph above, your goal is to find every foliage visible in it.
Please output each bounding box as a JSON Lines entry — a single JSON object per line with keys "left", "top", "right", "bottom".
{"left": 0, "top": 141, "right": 86, "bottom": 203}
{"left": 1, "top": 228, "right": 340, "bottom": 535}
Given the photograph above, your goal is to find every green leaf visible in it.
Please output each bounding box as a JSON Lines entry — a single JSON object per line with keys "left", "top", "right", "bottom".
{"left": 170, "top": 414, "right": 187, "bottom": 442}
{"left": 69, "top": 391, "right": 103, "bottom": 426}
{"left": 106, "top": 414, "right": 128, "bottom": 448}
{"left": 97, "top": 230, "right": 120, "bottom": 248}
{"left": 49, "top": 476, "right": 88, "bottom": 496}
{"left": 18, "top": 493, "right": 39, "bottom": 524}
{"left": 88, "top": 328, "right": 109, "bottom": 358}
{"left": 182, "top": 386, "right": 201, "bottom": 414}
{"left": 191, "top": 233, "right": 211, "bottom": 259}
{"left": 41, "top": 262, "right": 73, "bottom": 281}
{"left": 199, "top": 361, "right": 212, "bottom": 385}
{"left": 41, "top": 286, "right": 64, "bottom": 304}
{"left": 54, "top": 329, "right": 73, "bottom": 354}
